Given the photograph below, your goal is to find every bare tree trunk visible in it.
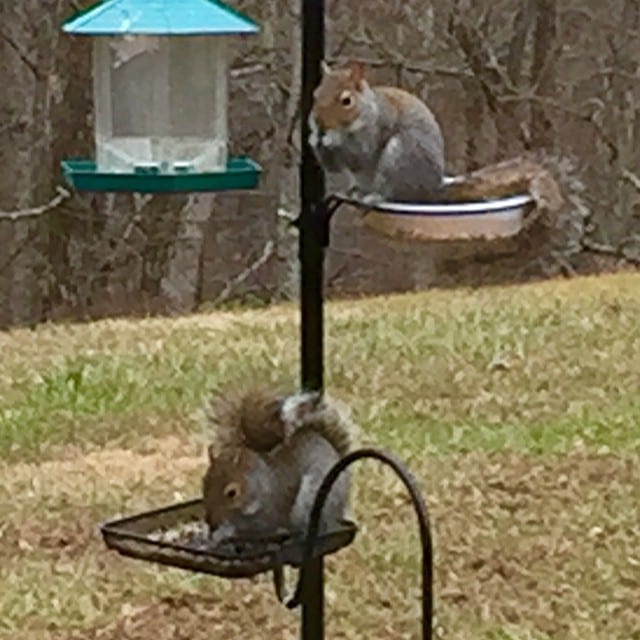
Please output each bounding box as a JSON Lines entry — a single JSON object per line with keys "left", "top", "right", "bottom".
{"left": 0, "top": 2, "right": 61, "bottom": 326}
{"left": 530, "top": 0, "right": 558, "bottom": 148}
{"left": 602, "top": 0, "right": 640, "bottom": 244}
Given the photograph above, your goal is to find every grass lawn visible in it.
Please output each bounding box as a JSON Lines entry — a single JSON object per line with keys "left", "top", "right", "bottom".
{"left": 0, "top": 273, "right": 638, "bottom": 639}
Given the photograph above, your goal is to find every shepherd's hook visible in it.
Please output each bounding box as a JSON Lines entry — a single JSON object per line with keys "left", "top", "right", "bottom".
{"left": 287, "top": 447, "right": 434, "bottom": 640}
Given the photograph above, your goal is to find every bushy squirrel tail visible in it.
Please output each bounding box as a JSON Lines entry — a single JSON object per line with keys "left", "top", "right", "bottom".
{"left": 442, "top": 156, "right": 564, "bottom": 212}
{"left": 280, "top": 391, "right": 359, "bottom": 457}
{"left": 202, "top": 387, "right": 359, "bottom": 460}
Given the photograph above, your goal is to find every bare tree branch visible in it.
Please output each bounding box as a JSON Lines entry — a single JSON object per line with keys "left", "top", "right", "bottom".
{"left": 506, "top": 0, "right": 535, "bottom": 85}
{"left": 0, "top": 30, "right": 41, "bottom": 79}
{"left": 0, "top": 117, "right": 28, "bottom": 137}
{"left": 581, "top": 239, "right": 640, "bottom": 265}
{"left": 622, "top": 169, "right": 640, "bottom": 192}
{"left": 0, "top": 227, "right": 41, "bottom": 274}
{"left": 0, "top": 187, "right": 71, "bottom": 221}
{"left": 212, "top": 241, "right": 276, "bottom": 306}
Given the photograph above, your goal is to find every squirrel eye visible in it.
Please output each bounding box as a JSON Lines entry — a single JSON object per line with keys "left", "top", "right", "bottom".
{"left": 224, "top": 483, "right": 239, "bottom": 500}
{"left": 340, "top": 93, "right": 353, "bottom": 107}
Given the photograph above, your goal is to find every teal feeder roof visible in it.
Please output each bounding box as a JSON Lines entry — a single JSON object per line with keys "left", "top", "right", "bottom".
{"left": 63, "top": 0, "right": 259, "bottom": 36}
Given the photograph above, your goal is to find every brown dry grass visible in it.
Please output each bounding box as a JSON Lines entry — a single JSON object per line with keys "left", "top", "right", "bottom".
{"left": 1, "top": 440, "right": 638, "bottom": 639}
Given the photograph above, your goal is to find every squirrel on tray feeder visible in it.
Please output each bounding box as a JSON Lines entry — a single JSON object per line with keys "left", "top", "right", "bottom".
{"left": 201, "top": 388, "right": 358, "bottom": 545}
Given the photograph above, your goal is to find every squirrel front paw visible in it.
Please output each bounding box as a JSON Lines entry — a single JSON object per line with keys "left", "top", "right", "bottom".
{"left": 308, "top": 130, "right": 320, "bottom": 149}
{"left": 344, "top": 184, "right": 362, "bottom": 199}
{"left": 360, "top": 191, "right": 385, "bottom": 206}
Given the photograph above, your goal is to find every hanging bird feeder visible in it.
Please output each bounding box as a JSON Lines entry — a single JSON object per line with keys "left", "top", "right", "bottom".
{"left": 61, "top": 0, "right": 261, "bottom": 193}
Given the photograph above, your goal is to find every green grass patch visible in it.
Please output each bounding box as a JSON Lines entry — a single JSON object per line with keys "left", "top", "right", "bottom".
{"left": 1, "top": 274, "right": 639, "bottom": 461}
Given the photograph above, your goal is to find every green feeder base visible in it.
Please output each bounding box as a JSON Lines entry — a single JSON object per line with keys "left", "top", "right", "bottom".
{"left": 61, "top": 157, "right": 262, "bottom": 193}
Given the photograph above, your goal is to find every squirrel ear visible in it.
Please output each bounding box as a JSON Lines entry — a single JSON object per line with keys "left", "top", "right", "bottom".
{"left": 321, "top": 60, "right": 331, "bottom": 75}
{"left": 207, "top": 444, "right": 216, "bottom": 462}
{"left": 346, "top": 60, "right": 366, "bottom": 89}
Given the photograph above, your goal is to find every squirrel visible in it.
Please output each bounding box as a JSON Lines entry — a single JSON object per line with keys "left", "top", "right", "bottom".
{"left": 201, "top": 387, "right": 358, "bottom": 546}
{"left": 441, "top": 155, "right": 564, "bottom": 211}
{"left": 308, "top": 60, "right": 446, "bottom": 205}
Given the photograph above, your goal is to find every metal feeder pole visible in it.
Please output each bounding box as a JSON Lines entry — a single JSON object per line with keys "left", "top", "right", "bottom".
{"left": 300, "top": 0, "right": 327, "bottom": 394}
{"left": 298, "top": 0, "right": 328, "bottom": 637}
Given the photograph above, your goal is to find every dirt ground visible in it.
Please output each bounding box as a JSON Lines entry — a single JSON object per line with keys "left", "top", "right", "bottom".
{"left": 1, "top": 439, "right": 638, "bottom": 640}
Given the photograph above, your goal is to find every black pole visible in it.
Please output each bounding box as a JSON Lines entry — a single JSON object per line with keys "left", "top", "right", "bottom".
{"left": 300, "top": 0, "right": 326, "bottom": 394}
{"left": 298, "top": 0, "right": 326, "bottom": 638}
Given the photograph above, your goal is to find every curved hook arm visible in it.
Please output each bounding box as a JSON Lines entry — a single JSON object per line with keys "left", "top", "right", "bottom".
{"left": 287, "top": 447, "right": 433, "bottom": 640}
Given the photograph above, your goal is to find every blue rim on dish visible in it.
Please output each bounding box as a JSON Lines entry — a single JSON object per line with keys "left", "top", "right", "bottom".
{"left": 341, "top": 193, "right": 534, "bottom": 217}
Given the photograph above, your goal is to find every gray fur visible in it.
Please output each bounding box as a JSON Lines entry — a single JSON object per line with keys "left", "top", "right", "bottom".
{"left": 310, "top": 83, "right": 445, "bottom": 204}
{"left": 285, "top": 431, "right": 349, "bottom": 534}
{"left": 202, "top": 394, "right": 353, "bottom": 544}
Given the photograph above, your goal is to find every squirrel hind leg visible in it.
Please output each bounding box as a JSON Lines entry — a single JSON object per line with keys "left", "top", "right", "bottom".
{"left": 285, "top": 429, "right": 351, "bottom": 535}
{"left": 373, "top": 133, "right": 445, "bottom": 203}
{"left": 290, "top": 469, "right": 350, "bottom": 534}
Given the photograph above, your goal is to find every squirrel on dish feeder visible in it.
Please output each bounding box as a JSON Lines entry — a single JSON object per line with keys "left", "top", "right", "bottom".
{"left": 201, "top": 388, "right": 358, "bottom": 545}
{"left": 309, "top": 60, "right": 446, "bottom": 205}
{"left": 309, "top": 61, "right": 564, "bottom": 213}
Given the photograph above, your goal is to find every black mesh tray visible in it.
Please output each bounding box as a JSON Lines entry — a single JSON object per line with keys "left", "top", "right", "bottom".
{"left": 100, "top": 498, "right": 357, "bottom": 578}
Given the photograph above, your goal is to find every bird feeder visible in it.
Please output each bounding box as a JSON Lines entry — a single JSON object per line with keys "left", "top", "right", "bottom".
{"left": 61, "top": 0, "right": 261, "bottom": 193}
{"left": 338, "top": 159, "right": 560, "bottom": 243}
{"left": 354, "top": 190, "right": 535, "bottom": 242}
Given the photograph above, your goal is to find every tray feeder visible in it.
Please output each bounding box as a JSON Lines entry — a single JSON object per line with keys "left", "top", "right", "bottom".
{"left": 100, "top": 498, "right": 358, "bottom": 579}
{"left": 61, "top": 0, "right": 261, "bottom": 193}
{"left": 99, "top": 454, "right": 433, "bottom": 640}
